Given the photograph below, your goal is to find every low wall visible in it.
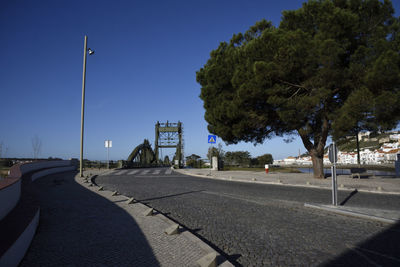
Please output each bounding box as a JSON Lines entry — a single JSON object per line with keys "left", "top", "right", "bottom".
{"left": 0, "top": 179, "right": 21, "bottom": 221}
{"left": 31, "top": 166, "right": 76, "bottom": 181}
{"left": 9, "top": 160, "right": 78, "bottom": 178}
{"left": 0, "top": 210, "right": 40, "bottom": 267}
{"left": 0, "top": 160, "right": 77, "bottom": 267}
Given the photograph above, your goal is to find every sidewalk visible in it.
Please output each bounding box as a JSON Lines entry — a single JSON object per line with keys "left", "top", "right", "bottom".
{"left": 20, "top": 170, "right": 232, "bottom": 267}
{"left": 175, "top": 168, "right": 400, "bottom": 223}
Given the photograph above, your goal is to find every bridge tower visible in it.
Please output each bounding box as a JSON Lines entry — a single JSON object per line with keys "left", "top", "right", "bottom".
{"left": 155, "top": 121, "right": 183, "bottom": 168}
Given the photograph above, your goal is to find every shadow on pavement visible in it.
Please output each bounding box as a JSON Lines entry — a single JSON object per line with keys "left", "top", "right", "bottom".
{"left": 137, "top": 190, "right": 205, "bottom": 202}
{"left": 339, "top": 189, "right": 358, "bottom": 206}
{"left": 322, "top": 220, "right": 400, "bottom": 266}
{"left": 20, "top": 171, "right": 159, "bottom": 266}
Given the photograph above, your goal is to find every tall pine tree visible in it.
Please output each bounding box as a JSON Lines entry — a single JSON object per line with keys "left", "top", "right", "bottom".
{"left": 197, "top": 0, "right": 400, "bottom": 178}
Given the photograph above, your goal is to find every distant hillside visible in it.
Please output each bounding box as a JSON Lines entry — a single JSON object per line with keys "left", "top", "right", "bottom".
{"left": 336, "top": 132, "right": 397, "bottom": 152}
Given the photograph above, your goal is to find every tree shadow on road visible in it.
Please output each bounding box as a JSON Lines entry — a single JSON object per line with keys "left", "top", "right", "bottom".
{"left": 137, "top": 190, "right": 205, "bottom": 202}
{"left": 339, "top": 189, "right": 358, "bottom": 206}
{"left": 322, "top": 220, "right": 400, "bottom": 266}
{"left": 20, "top": 171, "right": 160, "bottom": 266}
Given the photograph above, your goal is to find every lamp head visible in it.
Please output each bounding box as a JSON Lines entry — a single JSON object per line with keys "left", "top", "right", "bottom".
{"left": 88, "top": 48, "right": 94, "bottom": 55}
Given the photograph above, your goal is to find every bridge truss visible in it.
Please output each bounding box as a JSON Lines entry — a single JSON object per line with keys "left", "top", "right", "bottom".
{"left": 155, "top": 121, "right": 184, "bottom": 168}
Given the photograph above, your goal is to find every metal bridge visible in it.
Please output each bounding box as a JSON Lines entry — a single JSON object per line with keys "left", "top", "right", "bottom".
{"left": 123, "top": 121, "right": 184, "bottom": 168}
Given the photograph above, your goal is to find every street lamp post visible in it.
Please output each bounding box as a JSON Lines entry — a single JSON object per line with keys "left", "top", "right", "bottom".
{"left": 80, "top": 35, "right": 94, "bottom": 177}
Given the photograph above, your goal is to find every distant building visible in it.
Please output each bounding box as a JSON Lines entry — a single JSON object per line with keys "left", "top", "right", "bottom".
{"left": 358, "top": 131, "right": 371, "bottom": 140}
{"left": 297, "top": 156, "right": 312, "bottom": 165}
{"left": 276, "top": 138, "right": 400, "bottom": 165}
{"left": 283, "top": 156, "right": 297, "bottom": 165}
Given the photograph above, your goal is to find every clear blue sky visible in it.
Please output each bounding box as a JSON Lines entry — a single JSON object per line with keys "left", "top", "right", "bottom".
{"left": 1, "top": 0, "right": 399, "bottom": 161}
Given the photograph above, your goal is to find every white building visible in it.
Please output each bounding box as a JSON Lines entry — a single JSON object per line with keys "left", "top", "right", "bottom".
{"left": 337, "top": 151, "right": 358, "bottom": 164}
{"left": 297, "top": 156, "right": 312, "bottom": 165}
{"left": 277, "top": 139, "right": 400, "bottom": 166}
{"left": 385, "top": 148, "right": 400, "bottom": 163}
{"left": 283, "top": 156, "right": 297, "bottom": 165}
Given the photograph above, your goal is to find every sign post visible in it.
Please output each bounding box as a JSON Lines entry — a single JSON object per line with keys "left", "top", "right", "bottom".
{"left": 208, "top": 135, "right": 217, "bottom": 173}
{"left": 105, "top": 140, "right": 112, "bottom": 169}
{"left": 328, "top": 142, "right": 338, "bottom": 206}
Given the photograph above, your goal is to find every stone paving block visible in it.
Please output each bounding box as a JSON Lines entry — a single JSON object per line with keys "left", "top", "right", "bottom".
{"left": 20, "top": 170, "right": 219, "bottom": 267}
{"left": 197, "top": 252, "right": 217, "bottom": 267}
{"left": 164, "top": 223, "right": 179, "bottom": 235}
{"left": 143, "top": 208, "right": 154, "bottom": 216}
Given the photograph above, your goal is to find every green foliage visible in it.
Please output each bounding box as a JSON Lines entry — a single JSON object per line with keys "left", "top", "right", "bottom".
{"left": 224, "top": 151, "right": 251, "bottom": 167}
{"left": 257, "top": 153, "right": 274, "bottom": 165}
{"left": 336, "top": 131, "right": 394, "bottom": 152}
{"left": 197, "top": 0, "right": 400, "bottom": 177}
{"left": 163, "top": 156, "right": 170, "bottom": 165}
{"left": 207, "top": 143, "right": 225, "bottom": 161}
{"left": 222, "top": 166, "right": 301, "bottom": 173}
{"left": 0, "top": 159, "right": 12, "bottom": 167}
{"left": 186, "top": 154, "right": 201, "bottom": 161}
{"left": 185, "top": 154, "right": 203, "bottom": 168}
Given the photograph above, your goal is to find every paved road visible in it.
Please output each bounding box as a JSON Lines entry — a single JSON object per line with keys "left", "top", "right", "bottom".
{"left": 96, "top": 168, "right": 400, "bottom": 266}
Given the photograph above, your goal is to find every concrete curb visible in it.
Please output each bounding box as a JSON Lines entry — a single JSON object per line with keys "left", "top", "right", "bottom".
{"left": 78, "top": 173, "right": 234, "bottom": 267}
{"left": 304, "top": 203, "right": 397, "bottom": 224}
{"left": 174, "top": 169, "right": 400, "bottom": 195}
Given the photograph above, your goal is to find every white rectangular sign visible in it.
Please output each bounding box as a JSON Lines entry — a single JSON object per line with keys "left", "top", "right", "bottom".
{"left": 105, "top": 140, "right": 112, "bottom": 148}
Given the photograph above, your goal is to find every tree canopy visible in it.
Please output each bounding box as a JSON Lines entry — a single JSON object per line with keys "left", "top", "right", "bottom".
{"left": 257, "top": 154, "right": 274, "bottom": 165}
{"left": 207, "top": 143, "right": 225, "bottom": 161}
{"left": 197, "top": 0, "right": 400, "bottom": 178}
{"left": 185, "top": 154, "right": 203, "bottom": 168}
{"left": 224, "top": 151, "right": 251, "bottom": 167}
{"left": 163, "top": 155, "right": 170, "bottom": 165}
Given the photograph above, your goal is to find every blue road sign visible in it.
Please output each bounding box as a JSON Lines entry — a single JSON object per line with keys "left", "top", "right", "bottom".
{"left": 208, "top": 135, "right": 217, "bottom": 144}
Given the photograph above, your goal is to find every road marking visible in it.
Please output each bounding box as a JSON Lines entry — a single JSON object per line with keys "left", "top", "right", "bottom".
{"left": 100, "top": 170, "right": 115, "bottom": 176}
{"left": 141, "top": 169, "right": 150, "bottom": 175}
{"left": 152, "top": 169, "right": 161, "bottom": 175}
{"left": 165, "top": 169, "right": 172, "bottom": 175}
{"left": 114, "top": 170, "right": 128, "bottom": 175}
{"left": 128, "top": 170, "right": 139, "bottom": 175}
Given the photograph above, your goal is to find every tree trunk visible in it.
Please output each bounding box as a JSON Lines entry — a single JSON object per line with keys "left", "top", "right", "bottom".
{"left": 298, "top": 117, "right": 329, "bottom": 179}
{"left": 356, "top": 132, "right": 361, "bottom": 166}
{"left": 310, "top": 150, "right": 325, "bottom": 179}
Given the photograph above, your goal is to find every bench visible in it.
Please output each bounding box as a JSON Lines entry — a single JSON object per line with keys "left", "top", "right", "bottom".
{"left": 350, "top": 168, "right": 368, "bottom": 179}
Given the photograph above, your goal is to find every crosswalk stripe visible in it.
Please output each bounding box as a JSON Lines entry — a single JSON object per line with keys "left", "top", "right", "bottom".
{"left": 101, "top": 170, "right": 115, "bottom": 176}
{"left": 110, "top": 168, "right": 173, "bottom": 176}
{"left": 128, "top": 170, "right": 139, "bottom": 175}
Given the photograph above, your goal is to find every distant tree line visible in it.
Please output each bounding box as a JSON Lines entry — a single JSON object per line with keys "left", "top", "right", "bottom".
{"left": 224, "top": 151, "right": 273, "bottom": 168}
{"left": 186, "top": 144, "right": 273, "bottom": 168}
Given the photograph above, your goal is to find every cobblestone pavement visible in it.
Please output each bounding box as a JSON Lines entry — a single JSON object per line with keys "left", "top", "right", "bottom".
{"left": 178, "top": 168, "right": 400, "bottom": 195}
{"left": 20, "top": 171, "right": 213, "bottom": 267}
{"left": 96, "top": 168, "right": 400, "bottom": 266}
